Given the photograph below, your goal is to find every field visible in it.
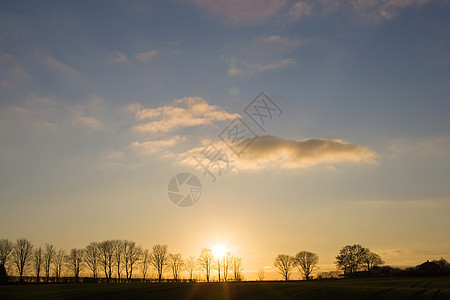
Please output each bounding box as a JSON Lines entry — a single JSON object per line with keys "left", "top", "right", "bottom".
{"left": 1, "top": 277, "right": 449, "bottom": 299}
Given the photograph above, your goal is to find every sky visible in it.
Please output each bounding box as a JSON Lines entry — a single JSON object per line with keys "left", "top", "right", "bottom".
{"left": 1, "top": 0, "right": 450, "bottom": 280}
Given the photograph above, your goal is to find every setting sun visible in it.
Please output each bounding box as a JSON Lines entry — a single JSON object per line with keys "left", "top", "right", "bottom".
{"left": 213, "top": 245, "right": 227, "bottom": 259}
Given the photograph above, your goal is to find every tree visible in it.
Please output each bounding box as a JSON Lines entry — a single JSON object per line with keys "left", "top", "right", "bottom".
{"left": 257, "top": 267, "right": 265, "bottom": 281}
{"left": 54, "top": 249, "right": 65, "bottom": 281}
{"left": 98, "top": 240, "right": 115, "bottom": 281}
{"left": 231, "top": 256, "right": 243, "bottom": 281}
{"left": 114, "top": 240, "right": 124, "bottom": 281}
{"left": 0, "top": 239, "right": 13, "bottom": 269}
{"left": 168, "top": 253, "right": 184, "bottom": 281}
{"left": 12, "top": 238, "right": 33, "bottom": 282}
{"left": 66, "top": 249, "right": 84, "bottom": 282}
{"left": 335, "top": 244, "right": 367, "bottom": 276}
{"left": 432, "top": 258, "right": 450, "bottom": 272}
{"left": 197, "top": 248, "right": 213, "bottom": 282}
{"left": 124, "top": 241, "right": 142, "bottom": 282}
{"left": 185, "top": 256, "right": 196, "bottom": 281}
{"left": 151, "top": 244, "right": 168, "bottom": 282}
{"left": 33, "top": 247, "right": 43, "bottom": 282}
{"left": 222, "top": 253, "right": 232, "bottom": 281}
{"left": 84, "top": 242, "right": 99, "bottom": 279}
{"left": 361, "top": 250, "right": 384, "bottom": 271}
{"left": 141, "top": 249, "right": 150, "bottom": 280}
{"left": 274, "top": 254, "right": 295, "bottom": 281}
{"left": 43, "top": 244, "right": 55, "bottom": 282}
{"left": 295, "top": 251, "right": 319, "bottom": 280}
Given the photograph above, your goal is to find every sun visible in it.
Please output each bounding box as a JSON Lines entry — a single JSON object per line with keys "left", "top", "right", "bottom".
{"left": 212, "top": 245, "right": 227, "bottom": 259}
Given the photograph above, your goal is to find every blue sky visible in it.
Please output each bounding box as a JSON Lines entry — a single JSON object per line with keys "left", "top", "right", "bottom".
{"left": 1, "top": 0, "right": 450, "bottom": 279}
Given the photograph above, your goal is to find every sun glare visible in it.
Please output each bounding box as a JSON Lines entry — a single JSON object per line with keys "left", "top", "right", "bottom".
{"left": 213, "top": 245, "right": 227, "bottom": 259}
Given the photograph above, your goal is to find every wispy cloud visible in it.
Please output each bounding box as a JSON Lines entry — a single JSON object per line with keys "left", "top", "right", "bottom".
{"left": 130, "top": 135, "right": 188, "bottom": 155}
{"left": 191, "top": 0, "right": 288, "bottom": 24}
{"left": 130, "top": 97, "right": 240, "bottom": 134}
{"left": 222, "top": 35, "right": 302, "bottom": 77}
{"left": 135, "top": 50, "right": 158, "bottom": 62}
{"left": 108, "top": 51, "right": 129, "bottom": 63}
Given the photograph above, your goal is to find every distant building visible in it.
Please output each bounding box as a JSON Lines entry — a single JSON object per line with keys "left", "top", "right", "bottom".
{"left": 417, "top": 260, "right": 441, "bottom": 274}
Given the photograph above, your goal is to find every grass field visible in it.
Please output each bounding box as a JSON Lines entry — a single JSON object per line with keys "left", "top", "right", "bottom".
{"left": 1, "top": 277, "right": 449, "bottom": 299}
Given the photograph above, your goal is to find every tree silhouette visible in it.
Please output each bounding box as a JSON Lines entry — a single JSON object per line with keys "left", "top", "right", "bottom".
{"left": 124, "top": 241, "right": 141, "bottom": 282}
{"left": 335, "top": 244, "right": 366, "bottom": 276}
{"left": 198, "top": 248, "right": 213, "bottom": 282}
{"left": 141, "top": 249, "right": 150, "bottom": 280}
{"left": 274, "top": 254, "right": 295, "bottom": 281}
{"left": 185, "top": 256, "right": 196, "bottom": 281}
{"left": 294, "top": 251, "right": 319, "bottom": 280}
{"left": 232, "top": 256, "right": 243, "bottom": 281}
{"left": 33, "top": 247, "right": 43, "bottom": 282}
{"left": 151, "top": 244, "right": 168, "bottom": 282}
{"left": 114, "top": 240, "right": 124, "bottom": 281}
{"left": 43, "top": 244, "right": 55, "bottom": 282}
{"left": 168, "top": 253, "right": 184, "bottom": 281}
{"left": 12, "top": 238, "right": 33, "bottom": 282}
{"left": 98, "top": 240, "right": 114, "bottom": 281}
{"left": 84, "top": 242, "right": 99, "bottom": 279}
{"left": 361, "top": 249, "right": 384, "bottom": 271}
{"left": 54, "top": 249, "right": 65, "bottom": 281}
{"left": 257, "top": 267, "right": 265, "bottom": 281}
{"left": 0, "top": 239, "right": 13, "bottom": 269}
{"left": 66, "top": 249, "right": 84, "bottom": 282}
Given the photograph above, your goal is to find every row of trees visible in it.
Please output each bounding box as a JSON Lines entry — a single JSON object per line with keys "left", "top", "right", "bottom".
{"left": 0, "top": 238, "right": 243, "bottom": 282}
{"left": 272, "top": 245, "right": 384, "bottom": 281}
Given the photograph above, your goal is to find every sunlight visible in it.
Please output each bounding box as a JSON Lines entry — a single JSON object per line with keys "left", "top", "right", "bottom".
{"left": 213, "top": 244, "right": 227, "bottom": 259}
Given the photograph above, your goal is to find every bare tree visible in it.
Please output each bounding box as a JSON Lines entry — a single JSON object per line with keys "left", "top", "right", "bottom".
{"left": 232, "top": 256, "right": 243, "bottom": 281}
{"left": 274, "top": 254, "right": 295, "bottom": 281}
{"left": 43, "top": 244, "right": 55, "bottom": 282}
{"left": 84, "top": 242, "right": 99, "bottom": 279}
{"left": 114, "top": 240, "right": 124, "bottom": 281}
{"left": 66, "top": 249, "right": 84, "bottom": 282}
{"left": 185, "top": 256, "right": 196, "bottom": 281}
{"left": 257, "top": 267, "right": 265, "bottom": 281}
{"left": 151, "top": 244, "right": 168, "bottom": 282}
{"left": 215, "top": 256, "right": 222, "bottom": 282}
{"left": 33, "top": 247, "right": 43, "bottom": 282}
{"left": 295, "top": 251, "right": 319, "bottom": 280}
{"left": 141, "top": 249, "right": 150, "bottom": 280}
{"left": 124, "top": 241, "right": 142, "bottom": 282}
{"left": 197, "top": 248, "right": 213, "bottom": 282}
{"left": 0, "top": 239, "right": 13, "bottom": 270}
{"left": 168, "top": 253, "right": 183, "bottom": 281}
{"left": 98, "top": 240, "right": 115, "bottom": 281}
{"left": 222, "top": 253, "right": 232, "bottom": 281}
{"left": 361, "top": 250, "right": 384, "bottom": 271}
{"left": 54, "top": 249, "right": 65, "bottom": 281}
{"left": 12, "top": 238, "right": 33, "bottom": 281}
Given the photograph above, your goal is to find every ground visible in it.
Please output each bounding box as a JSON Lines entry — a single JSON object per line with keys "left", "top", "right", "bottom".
{"left": 0, "top": 277, "right": 449, "bottom": 299}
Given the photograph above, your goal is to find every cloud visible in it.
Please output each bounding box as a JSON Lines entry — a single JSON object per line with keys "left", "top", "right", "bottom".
{"left": 178, "top": 135, "right": 376, "bottom": 171}
{"left": 42, "top": 57, "right": 79, "bottom": 77}
{"left": 350, "top": 0, "right": 434, "bottom": 23}
{"left": 130, "top": 97, "right": 240, "bottom": 134}
{"left": 108, "top": 51, "right": 129, "bottom": 63}
{"left": 191, "top": 0, "right": 288, "bottom": 24}
{"left": 0, "top": 95, "right": 105, "bottom": 136}
{"left": 278, "top": 1, "right": 313, "bottom": 25}
{"left": 130, "top": 135, "right": 187, "bottom": 155}
{"left": 222, "top": 35, "right": 302, "bottom": 77}
{"left": 135, "top": 50, "right": 158, "bottom": 62}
